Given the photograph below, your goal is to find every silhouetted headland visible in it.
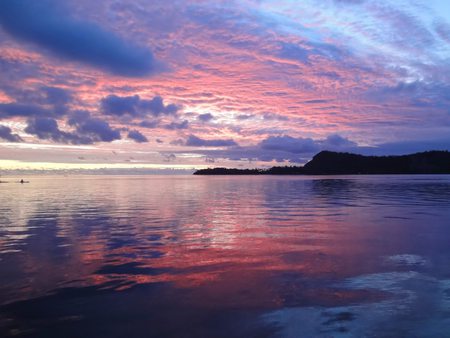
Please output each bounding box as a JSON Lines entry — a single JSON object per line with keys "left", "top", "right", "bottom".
{"left": 193, "top": 150, "right": 450, "bottom": 175}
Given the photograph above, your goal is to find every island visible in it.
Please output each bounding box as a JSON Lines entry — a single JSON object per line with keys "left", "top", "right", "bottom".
{"left": 193, "top": 150, "right": 450, "bottom": 175}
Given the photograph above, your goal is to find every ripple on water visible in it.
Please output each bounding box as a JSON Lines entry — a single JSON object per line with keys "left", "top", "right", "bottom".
{"left": 0, "top": 175, "right": 450, "bottom": 337}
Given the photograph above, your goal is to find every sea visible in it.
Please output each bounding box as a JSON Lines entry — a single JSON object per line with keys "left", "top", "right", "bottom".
{"left": 1, "top": 175, "right": 450, "bottom": 337}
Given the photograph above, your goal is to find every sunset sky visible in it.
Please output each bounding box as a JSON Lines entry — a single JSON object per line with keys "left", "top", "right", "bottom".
{"left": 1, "top": 0, "right": 450, "bottom": 171}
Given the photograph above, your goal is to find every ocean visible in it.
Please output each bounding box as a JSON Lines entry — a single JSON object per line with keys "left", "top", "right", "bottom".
{"left": 1, "top": 175, "right": 450, "bottom": 337}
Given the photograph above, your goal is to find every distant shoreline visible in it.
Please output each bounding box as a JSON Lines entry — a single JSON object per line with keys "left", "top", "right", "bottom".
{"left": 194, "top": 150, "right": 450, "bottom": 175}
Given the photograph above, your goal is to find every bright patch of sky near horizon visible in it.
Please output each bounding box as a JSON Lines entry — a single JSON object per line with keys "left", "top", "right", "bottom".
{"left": 0, "top": 0, "right": 449, "bottom": 170}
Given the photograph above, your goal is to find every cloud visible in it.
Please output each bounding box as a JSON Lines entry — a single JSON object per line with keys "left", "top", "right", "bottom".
{"left": 0, "top": 125, "right": 23, "bottom": 142}
{"left": 198, "top": 113, "right": 214, "bottom": 122}
{"left": 69, "top": 115, "right": 121, "bottom": 142}
{"left": 435, "top": 22, "right": 450, "bottom": 44}
{"left": 139, "top": 120, "right": 160, "bottom": 129}
{"left": 101, "top": 95, "right": 180, "bottom": 117}
{"left": 24, "top": 111, "right": 122, "bottom": 144}
{"left": 101, "top": 95, "right": 140, "bottom": 116}
{"left": 236, "top": 114, "right": 253, "bottom": 120}
{"left": 364, "top": 138, "right": 450, "bottom": 156}
{"left": 322, "top": 134, "right": 357, "bottom": 149}
{"left": 277, "top": 42, "right": 310, "bottom": 63}
{"left": 262, "top": 113, "right": 289, "bottom": 121}
{"left": 139, "top": 96, "right": 179, "bottom": 116}
{"left": 0, "top": 0, "right": 158, "bottom": 77}
{"left": 25, "top": 117, "right": 92, "bottom": 144}
{"left": 276, "top": 39, "right": 345, "bottom": 65}
{"left": 170, "top": 139, "right": 184, "bottom": 146}
{"left": 43, "top": 86, "right": 72, "bottom": 106}
{"left": 0, "top": 103, "right": 51, "bottom": 119}
{"left": 194, "top": 135, "right": 450, "bottom": 163}
{"left": 161, "top": 153, "right": 176, "bottom": 162}
{"left": 24, "top": 117, "right": 61, "bottom": 139}
{"left": 303, "top": 99, "right": 331, "bottom": 104}
{"left": 369, "top": 4, "right": 435, "bottom": 52}
{"left": 165, "top": 120, "right": 189, "bottom": 130}
{"left": 127, "top": 130, "right": 148, "bottom": 143}
{"left": 185, "top": 134, "right": 360, "bottom": 163}
{"left": 0, "top": 86, "right": 72, "bottom": 119}
{"left": 260, "top": 135, "right": 320, "bottom": 154}
{"left": 366, "top": 81, "right": 450, "bottom": 111}
{"left": 186, "top": 135, "right": 237, "bottom": 147}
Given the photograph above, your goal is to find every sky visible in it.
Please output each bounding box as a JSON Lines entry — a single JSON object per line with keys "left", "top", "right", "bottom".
{"left": 0, "top": 0, "right": 450, "bottom": 171}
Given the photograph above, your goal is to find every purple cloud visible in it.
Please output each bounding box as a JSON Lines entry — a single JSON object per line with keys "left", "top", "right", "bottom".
{"left": 0, "top": 125, "right": 23, "bottom": 142}
{"left": 0, "top": 86, "right": 73, "bottom": 119}
{"left": 165, "top": 120, "right": 189, "bottom": 130}
{"left": 183, "top": 134, "right": 361, "bottom": 163}
{"left": 0, "top": 0, "right": 158, "bottom": 77}
{"left": 72, "top": 117, "right": 121, "bottom": 142}
{"left": 101, "top": 95, "right": 180, "bottom": 117}
{"left": 25, "top": 117, "right": 92, "bottom": 144}
{"left": 127, "top": 130, "right": 148, "bottom": 143}
{"left": 198, "top": 113, "right": 214, "bottom": 122}
{"left": 260, "top": 135, "right": 319, "bottom": 154}
{"left": 0, "top": 103, "right": 52, "bottom": 119}
{"left": 186, "top": 135, "right": 237, "bottom": 147}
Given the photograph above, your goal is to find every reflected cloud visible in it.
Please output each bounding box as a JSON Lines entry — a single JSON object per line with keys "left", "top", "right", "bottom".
{"left": 1, "top": 176, "right": 450, "bottom": 336}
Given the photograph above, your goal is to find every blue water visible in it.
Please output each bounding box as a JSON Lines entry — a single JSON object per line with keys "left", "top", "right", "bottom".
{"left": 1, "top": 175, "right": 450, "bottom": 337}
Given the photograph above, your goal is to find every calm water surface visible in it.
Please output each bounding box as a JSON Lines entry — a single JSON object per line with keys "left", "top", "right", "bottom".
{"left": 1, "top": 175, "right": 450, "bottom": 337}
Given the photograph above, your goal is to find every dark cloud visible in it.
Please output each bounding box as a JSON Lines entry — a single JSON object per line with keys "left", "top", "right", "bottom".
{"left": 322, "top": 134, "right": 357, "bottom": 149}
{"left": 303, "top": 99, "right": 331, "bottom": 104}
{"left": 101, "top": 95, "right": 180, "bottom": 117}
{"left": 182, "top": 134, "right": 450, "bottom": 161}
{"left": 41, "top": 86, "right": 72, "bottom": 115}
{"left": 0, "top": 103, "right": 51, "bottom": 119}
{"left": 127, "top": 130, "right": 148, "bottom": 143}
{"left": 25, "top": 117, "right": 60, "bottom": 139}
{"left": 25, "top": 117, "right": 91, "bottom": 144}
{"left": 260, "top": 135, "right": 320, "bottom": 154}
{"left": 67, "top": 110, "right": 91, "bottom": 125}
{"left": 0, "top": 125, "right": 23, "bottom": 142}
{"left": 43, "top": 86, "right": 72, "bottom": 106}
{"left": 139, "top": 120, "right": 160, "bottom": 129}
{"left": 140, "top": 96, "right": 179, "bottom": 116}
{"left": 186, "top": 145, "right": 309, "bottom": 163}
{"left": 0, "top": 0, "right": 158, "bottom": 77}
{"left": 70, "top": 116, "right": 121, "bottom": 142}
{"left": 184, "top": 134, "right": 360, "bottom": 163}
{"left": 0, "top": 86, "right": 72, "bottom": 119}
{"left": 198, "top": 113, "right": 214, "bottom": 122}
{"left": 101, "top": 95, "right": 140, "bottom": 116}
{"left": 24, "top": 111, "right": 123, "bottom": 144}
{"left": 186, "top": 135, "right": 237, "bottom": 147}
{"left": 165, "top": 120, "right": 189, "bottom": 130}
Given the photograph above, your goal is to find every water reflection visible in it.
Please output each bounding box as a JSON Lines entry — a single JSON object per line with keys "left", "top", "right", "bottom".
{"left": 1, "top": 175, "right": 450, "bottom": 337}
